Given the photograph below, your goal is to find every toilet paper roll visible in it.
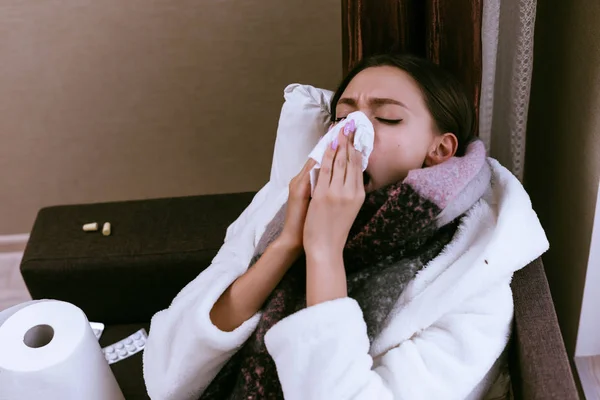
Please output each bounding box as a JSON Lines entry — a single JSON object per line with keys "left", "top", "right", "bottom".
{"left": 0, "top": 300, "right": 125, "bottom": 400}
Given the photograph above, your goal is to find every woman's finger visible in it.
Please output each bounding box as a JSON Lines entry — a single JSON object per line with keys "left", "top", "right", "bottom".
{"left": 352, "top": 149, "right": 363, "bottom": 190}
{"left": 331, "top": 131, "right": 348, "bottom": 189}
{"left": 341, "top": 121, "right": 357, "bottom": 185}
{"left": 291, "top": 159, "right": 317, "bottom": 190}
{"left": 345, "top": 130, "right": 360, "bottom": 189}
{"left": 315, "top": 133, "right": 338, "bottom": 194}
{"left": 345, "top": 128, "right": 354, "bottom": 184}
{"left": 300, "top": 158, "right": 317, "bottom": 176}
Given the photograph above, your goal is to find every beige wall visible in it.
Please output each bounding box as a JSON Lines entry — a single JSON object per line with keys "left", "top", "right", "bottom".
{"left": 0, "top": 0, "right": 342, "bottom": 235}
{"left": 525, "top": 0, "right": 600, "bottom": 359}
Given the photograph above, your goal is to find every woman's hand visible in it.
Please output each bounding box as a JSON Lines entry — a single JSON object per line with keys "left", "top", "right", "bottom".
{"left": 278, "top": 158, "right": 317, "bottom": 252}
{"left": 303, "top": 123, "right": 365, "bottom": 260}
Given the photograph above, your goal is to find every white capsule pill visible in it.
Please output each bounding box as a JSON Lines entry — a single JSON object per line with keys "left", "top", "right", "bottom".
{"left": 83, "top": 223, "right": 98, "bottom": 232}
{"left": 115, "top": 343, "right": 124, "bottom": 350}
{"left": 102, "top": 222, "right": 111, "bottom": 236}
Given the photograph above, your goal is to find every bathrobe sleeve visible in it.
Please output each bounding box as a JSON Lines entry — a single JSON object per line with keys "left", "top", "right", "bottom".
{"left": 143, "top": 184, "right": 271, "bottom": 400}
{"left": 264, "top": 280, "right": 514, "bottom": 400}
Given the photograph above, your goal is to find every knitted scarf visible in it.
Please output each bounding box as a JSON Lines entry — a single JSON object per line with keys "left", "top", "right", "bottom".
{"left": 200, "top": 140, "right": 491, "bottom": 400}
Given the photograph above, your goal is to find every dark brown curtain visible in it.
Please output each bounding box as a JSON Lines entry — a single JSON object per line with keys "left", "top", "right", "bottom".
{"left": 341, "top": 0, "right": 482, "bottom": 135}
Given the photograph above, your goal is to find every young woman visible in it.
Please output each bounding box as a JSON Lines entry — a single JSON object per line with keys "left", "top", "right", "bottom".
{"left": 143, "top": 54, "right": 548, "bottom": 400}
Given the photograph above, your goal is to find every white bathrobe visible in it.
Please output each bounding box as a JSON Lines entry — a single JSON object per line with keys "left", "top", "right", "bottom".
{"left": 142, "top": 158, "right": 549, "bottom": 400}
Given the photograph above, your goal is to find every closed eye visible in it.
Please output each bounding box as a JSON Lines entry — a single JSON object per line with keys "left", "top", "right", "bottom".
{"left": 377, "top": 118, "right": 402, "bottom": 125}
{"left": 335, "top": 116, "right": 402, "bottom": 124}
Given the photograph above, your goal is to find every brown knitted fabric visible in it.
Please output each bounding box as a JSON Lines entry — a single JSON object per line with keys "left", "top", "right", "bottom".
{"left": 201, "top": 142, "right": 490, "bottom": 399}
{"left": 201, "top": 183, "right": 454, "bottom": 400}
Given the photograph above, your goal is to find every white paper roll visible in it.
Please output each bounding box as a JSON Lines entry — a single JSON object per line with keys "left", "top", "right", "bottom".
{"left": 0, "top": 300, "right": 125, "bottom": 400}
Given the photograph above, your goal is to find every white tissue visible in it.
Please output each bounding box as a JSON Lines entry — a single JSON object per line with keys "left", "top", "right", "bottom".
{"left": 308, "top": 111, "right": 375, "bottom": 193}
{"left": 0, "top": 300, "right": 125, "bottom": 400}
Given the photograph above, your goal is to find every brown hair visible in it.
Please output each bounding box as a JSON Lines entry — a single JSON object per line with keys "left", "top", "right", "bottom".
{"left": 330, "top": 54, "right": 476, "bottom": 156}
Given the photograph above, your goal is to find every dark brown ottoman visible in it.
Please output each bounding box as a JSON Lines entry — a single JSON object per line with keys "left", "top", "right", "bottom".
{"left": 19, "top": 192, "right": 256, "bottom": 399}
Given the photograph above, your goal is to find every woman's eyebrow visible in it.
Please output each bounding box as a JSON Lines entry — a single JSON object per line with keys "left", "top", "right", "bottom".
{"left": 338, "top": 97, "right": 410, "bottom": 110}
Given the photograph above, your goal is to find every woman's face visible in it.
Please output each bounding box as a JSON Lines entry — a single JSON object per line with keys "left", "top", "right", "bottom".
{"left": 334, "top": 66, "right": 439, "bottom": 192}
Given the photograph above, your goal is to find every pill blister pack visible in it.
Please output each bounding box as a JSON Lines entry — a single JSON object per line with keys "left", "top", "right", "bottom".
{"left": 101, "top": 328, "right": 148, "bottom": 364}
{"left": 90, "top": 322, "right": 105, "bottom": 340}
